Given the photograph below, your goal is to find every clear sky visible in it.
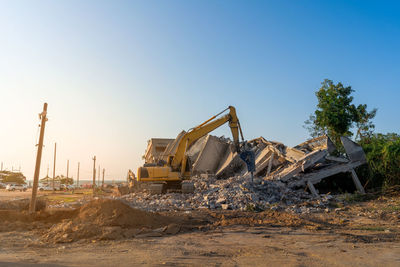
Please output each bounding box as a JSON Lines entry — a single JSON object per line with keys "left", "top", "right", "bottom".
{"left": 0, "top": 0, "right": 399, "bottom": 181}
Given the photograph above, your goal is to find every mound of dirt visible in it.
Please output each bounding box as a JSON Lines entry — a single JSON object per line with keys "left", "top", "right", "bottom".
{"left": 42, "top": 198, "right": 177, "bottom": 243}
{"left": 77, "top": 198, "right": 171, "bottom": 227}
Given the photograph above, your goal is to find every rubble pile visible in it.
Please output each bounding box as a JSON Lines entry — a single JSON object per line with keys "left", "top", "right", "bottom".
{"left": 120, "top": 175, "right": 332, "bottom": 213}
{"left": 183, "top": 134, "right": 367, "bottom": 197}
{"left": 47, "top": 198, "right": 87, "bottom": 209}
{"left": 125, "top": 134, "right": 368, "bottom": 213}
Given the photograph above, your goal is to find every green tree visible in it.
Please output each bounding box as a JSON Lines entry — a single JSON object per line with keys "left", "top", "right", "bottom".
{"left": 58, "top": 175, "right": 74, "bottom": 185}
{"left": 0, "top": 171, "right": 26, "bottom": 184}
{"left": 355, "top": 104, "right": 378, "bottom": 141}
{"left": 305, "top": 79, "right": 376, "bottom": 148}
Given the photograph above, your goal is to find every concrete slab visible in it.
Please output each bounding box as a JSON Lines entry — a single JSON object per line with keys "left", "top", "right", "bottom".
{"left": 186, "top": 135, "right": 208, "bottom": 167}
{"left": 191, "top": 135, "right": 229, "bottom": 174}
{"left": 340, "top": 136, "right": 367, "bottom": 163}
{"left": 216, "top": 147, "right": 246, "bottom": 178}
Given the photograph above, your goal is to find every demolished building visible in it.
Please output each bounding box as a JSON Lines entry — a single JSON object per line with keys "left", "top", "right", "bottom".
{"left": 129, "top": 131, "right": 369, "bottom": 214}
{"left": 144, "top": 132, "right": 367, "bottom": 198}
{"left": 143, "top": 138, "right": 174, "bottom": 164}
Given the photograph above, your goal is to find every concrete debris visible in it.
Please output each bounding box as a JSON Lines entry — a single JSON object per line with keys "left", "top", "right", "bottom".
{"left": 187, "top": 135, "right": 230, "bottom": 174}
{"left": 113, "top": 184, "right": 130, "bottom": 196}
{"left": 340, "top": 136, "right": 367, "bottom": 163}
{"left": 215, "top": 148, "right": 247, "bottom": 178}
{"left": 127, "top": 134, "right": 367, "bottom": 213}
{"left": 269, "top": 136, "right": 367, "bottom": 197}
{"left": 120, "top": 175, "right": 315, "bottom": 213}
{"left": 276, "top": 149, "right": 329, "bottom": 182}
{"left": 182, "top": 134, "right": 367, "bottom": 198}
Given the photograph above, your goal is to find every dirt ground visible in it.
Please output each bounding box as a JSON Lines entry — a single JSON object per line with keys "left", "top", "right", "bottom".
{"left": 0, "top": 192, "right": 399, "bottom": 266}
{"left": 0, "top": 189, "right": 34, "bottom": 200}
{"left": 0, "top": 189, "right": 88, "bottom": 200}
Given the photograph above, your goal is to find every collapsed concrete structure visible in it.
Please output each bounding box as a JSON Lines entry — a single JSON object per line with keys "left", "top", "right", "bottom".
{"left": 173, "top": 134, "right": 367, "bottom": 198}
{"left": 125, "top": 134, "right": 368, "bottom": 212}
{"left": 143, "top": 133, "right": 367, "bottom": 198}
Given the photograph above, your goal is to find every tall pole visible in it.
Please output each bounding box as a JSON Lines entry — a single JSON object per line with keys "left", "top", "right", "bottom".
{"left": 52, "top": 143, "right": 56, "bottom": 191}
{"left": 47, "top": 165, "right": 49, "bottom": 177}
{"left": 102, "top": 168, "right": 105, "bottom": 187}
{"left": 77, "top": 162, "right": 80, "bottom": 188}
{"left": 1, "top": 162, "right": 3, "bottom": 171}
{"left": 98, "top": 165, "right": 100, "bottom": 186}
{"left": 66, "top": 160, "right": 69, "bottom": 178}
{"left": 29, "top": 103, "right": 48, "bottom": 214}
{"left": 92, "top": 156, "right": 96, "bottom": 194}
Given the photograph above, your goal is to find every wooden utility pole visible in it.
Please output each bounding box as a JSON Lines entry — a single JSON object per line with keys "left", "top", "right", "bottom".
{"left": 77, "top": 162, "right": 80, "bottom": 188}
{"left": 102, "top": 168, "right": 105, "bottom": 187}
{"left": 92, "top": 156, "right": 96, "bottom": 194}
{"left": 66, "top": 160, "right": 69, "bottom": 178}
{"left": 29, "top": 103, "right": 48, "bottom": 214}
{"left": 98, "top": 165, "right": 100, "bottom": 186}
{"left": 52, "top": 143, "right": 56, "bottom": 191}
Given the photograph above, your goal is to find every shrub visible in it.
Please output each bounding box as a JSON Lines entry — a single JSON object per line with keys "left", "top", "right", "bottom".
{"left": 0, "top": 171, "right": 26, "bottom": 184}
{"left": 360, "top": 133, "right": 400, "bottom": 190}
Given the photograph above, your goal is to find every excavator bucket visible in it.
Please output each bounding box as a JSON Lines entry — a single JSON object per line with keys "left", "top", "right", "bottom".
{"left": 239, "top": 149, "right": 255, "bottom": 173}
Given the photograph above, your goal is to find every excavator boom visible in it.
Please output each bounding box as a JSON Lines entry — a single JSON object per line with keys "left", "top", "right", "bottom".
{"left": 170, "top": 106, "right": 243, "bottom": 173}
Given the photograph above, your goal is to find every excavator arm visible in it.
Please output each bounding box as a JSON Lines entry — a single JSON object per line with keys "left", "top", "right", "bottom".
{"left": 170, "top": 106, "right": 244, "bottom": 175}
{"left": 137, "top": 106, "right": 254, "bottom": 187}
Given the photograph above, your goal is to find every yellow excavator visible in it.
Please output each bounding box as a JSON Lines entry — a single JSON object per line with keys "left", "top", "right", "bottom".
{"left": 132, "top": 106, "right": 255, "bottom": 194}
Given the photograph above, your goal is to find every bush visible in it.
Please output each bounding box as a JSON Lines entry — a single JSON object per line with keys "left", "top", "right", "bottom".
{"left": 59, "top": 176, "right": 74, "bottom": 185}
{"left": 0, "top": 171, "right": 26, "bottom": 184}
{"left": 360, "top": 133, "right": 400, "bottom": 190}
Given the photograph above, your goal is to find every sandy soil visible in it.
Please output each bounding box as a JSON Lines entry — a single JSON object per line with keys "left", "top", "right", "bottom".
{"left": 0, "top": 189, "right": 34, "bottom": 200}
{"left": 0, "top": 225, "right": 399, "bottom": 267}
{"left": 0, "top": 189, "right": 82, "bottom": 200}
{"left": 0, "top": 194, "right": 399, "bottom": 266}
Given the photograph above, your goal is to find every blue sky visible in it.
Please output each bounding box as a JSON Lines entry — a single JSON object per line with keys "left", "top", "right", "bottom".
{"left": 0, "top": 0, "right": 399, "bottom": 180}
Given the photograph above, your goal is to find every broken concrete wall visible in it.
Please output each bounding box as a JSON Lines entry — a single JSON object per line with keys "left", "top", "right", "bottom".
{"left": 215, "top": 147, "right": 247, "bottom": 178}
{"left": 186, "top": 135, "right": 208, "bottom": 165}
{"left": 191, "top": 135, "right": 230, "bottom": 174}
{"left": 275, "top": 149, "right": 329, "bottom": 182}
{"left": 143, "top": 131, "right": 367, "bottom": 198}
{"left": 284, "top": 147, "right": 306, "bottom": 163}
{"left": 246, "top": 144, "right": 288, "bottom": 177}
{"left": 272, "top": 136, "right": 367, "bottom": 197}
{"left": 340, "top": 136, "right": 367, "bottom": 163}
{"left": 294, "top": 135, "right": 336, "bottom": 154}
{"left": 263, "top": 135, "right": 336, "bottom": 181}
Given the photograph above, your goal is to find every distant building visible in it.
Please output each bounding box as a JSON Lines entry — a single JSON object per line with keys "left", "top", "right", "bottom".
{"left": 143, "top": 138, "right": 174, "bottom": 163}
